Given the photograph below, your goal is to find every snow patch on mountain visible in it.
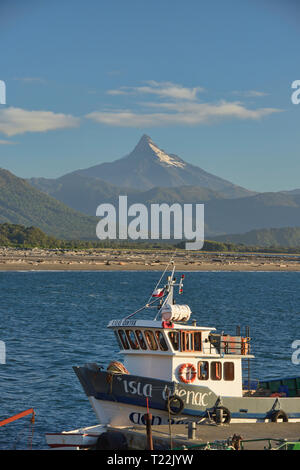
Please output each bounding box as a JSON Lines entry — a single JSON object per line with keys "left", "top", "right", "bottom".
{"left": 148, "top": 141, "right": 186, "bottom": 168}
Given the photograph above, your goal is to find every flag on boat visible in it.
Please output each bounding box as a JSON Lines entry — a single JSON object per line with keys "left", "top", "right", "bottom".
{"left": 152, "top": 288, "right": 164, "bottom": 298}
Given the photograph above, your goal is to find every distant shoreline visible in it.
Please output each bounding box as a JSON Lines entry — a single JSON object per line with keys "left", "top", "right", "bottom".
{"left": 0, "top": 247, "right": 299, "bottom": 272}
{"left": 0, "top": 263, "right": 300, "bottom": 273}
{"left": 0, "top": 266, "right": 299, "bottom": 272}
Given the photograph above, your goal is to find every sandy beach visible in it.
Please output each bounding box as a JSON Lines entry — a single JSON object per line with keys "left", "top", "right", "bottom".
{"left": 0, "top": 247, "right": 299, "bottom": 271}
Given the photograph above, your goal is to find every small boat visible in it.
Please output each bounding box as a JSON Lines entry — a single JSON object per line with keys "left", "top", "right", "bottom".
{"left": 74, "top": 261, "right": 300, "bottom": 426}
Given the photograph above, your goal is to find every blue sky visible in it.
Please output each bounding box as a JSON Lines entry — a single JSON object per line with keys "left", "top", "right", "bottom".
{"left": 0, "top": 0, "right": 299, "bottom": 192}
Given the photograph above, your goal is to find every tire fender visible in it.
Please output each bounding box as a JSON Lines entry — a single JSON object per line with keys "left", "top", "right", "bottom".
{"left": 165, "top": 395, "right": 185, "bottom": 416}
{"left": 271, "top": 410, "right": 288, "bottom": 423}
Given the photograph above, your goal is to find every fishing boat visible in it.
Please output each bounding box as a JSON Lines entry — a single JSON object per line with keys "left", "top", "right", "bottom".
{"left": 73, "top": 262, "right": 300, "bottom": 426}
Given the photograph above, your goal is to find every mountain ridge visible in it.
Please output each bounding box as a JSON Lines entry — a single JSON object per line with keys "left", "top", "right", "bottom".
{"left": 27, "top": 169, "right": 300, "bottom": 238}
{"left": 0, "top": 168, "right": 97, "bottom": 239}
{"left": 66, "top": 134, "right": 256, "bottom": 198}
{"left": 214, "top": 226, "right": 300, "bottom": 248}
{"left": 4, "top": 135, "right": 300, "bottom": 242}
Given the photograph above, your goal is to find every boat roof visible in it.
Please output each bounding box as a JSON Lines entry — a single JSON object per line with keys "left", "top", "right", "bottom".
{"left": 107, "top": 319, "right": 215, "bottom": 331}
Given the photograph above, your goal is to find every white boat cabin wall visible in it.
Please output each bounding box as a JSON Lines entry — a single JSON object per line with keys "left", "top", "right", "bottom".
{"left": 109, "top": 320, "right": 250, "bottom": 398}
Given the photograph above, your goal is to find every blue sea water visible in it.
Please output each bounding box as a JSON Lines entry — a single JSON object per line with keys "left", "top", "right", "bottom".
{"left": 0, "top": 270, "right": 299, "bottom": 449}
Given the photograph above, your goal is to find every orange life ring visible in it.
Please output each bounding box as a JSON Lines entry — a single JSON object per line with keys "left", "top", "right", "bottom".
{"left": 179, "top": 363, "right": 196, "bottom": 383}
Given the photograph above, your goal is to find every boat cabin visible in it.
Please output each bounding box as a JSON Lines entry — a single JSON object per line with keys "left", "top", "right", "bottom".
{"left": 108, "top": 318, "right": 252, "bottom": 397}
{"left": 107, "top": 265, "right": 253, "bottom": 398}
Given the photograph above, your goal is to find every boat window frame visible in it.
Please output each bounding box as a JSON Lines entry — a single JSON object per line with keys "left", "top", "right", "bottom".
{"left": 181, "top": 331, "right": 194, "bottom": 352}
{"left": 135, "top": 329, "right": 147, "bottom": 350}
{"left": 180, "top": 330, "right": 202, "bottom": 352}
{"left": 155, "top": 330, "right": 169, "bottom": 351}
{"left": 168, "top": 331, "right": 180, "bottom": 351}
{"left": 114, "top": 331, "right": 124, "bottom": 350}
{"left": 223, "top": 361, "right": 235, "bottom": 381}
{"left": 125, "top": 329, "right": 140, "bottom": 350}
{"left": 118, "top": 329, "right": 130, "bottom": 350}
{"left": 194, "top": 332, "right": 202, "bottom": 352}
{"left": 144, "top": 330, "right": 158, "bottom": 351}
{"left": 211, "top": 361, "right": 222, "bottom": 381}
{"left": 197, "top": 360, "right": 209, "bottom": 380}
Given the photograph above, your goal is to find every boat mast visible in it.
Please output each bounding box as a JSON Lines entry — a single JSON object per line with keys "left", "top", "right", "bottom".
{"left": 123, "top": 255, "right": 181, "bottom": 321}
{"left": 164, "top": 263, "right": 176, "bottom": 306}
{"left": 154, "top": 263, "right": 177, "bottom": 320}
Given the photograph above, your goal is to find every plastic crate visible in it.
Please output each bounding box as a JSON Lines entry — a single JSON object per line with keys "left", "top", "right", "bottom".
{"left": 269, "top": 381, "right": 281, "bottom": 392}
{"left": 243, "top": 379, "right": 259, "bottom": 390}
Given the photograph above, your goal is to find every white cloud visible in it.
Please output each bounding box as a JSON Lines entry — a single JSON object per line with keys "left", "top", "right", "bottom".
{"left": 13, "top": 77, "right": 46, "bottom": 84}
{"left": 231, "top": 90, "right": 269, "bottom": 97}
{"left": 0, "top": 107, "right": 80, "bottom": 136}
{"left": 86, "top": 100, "right": 281, "bottom": 128}
{"left": 89, "top": 80, "right": 280, "bottom": 128}
{"left": 0, "top": 139, "right": 15, "bottom": 145}
{"left": 107, "top": 81, "right": 204, "bottom": 101}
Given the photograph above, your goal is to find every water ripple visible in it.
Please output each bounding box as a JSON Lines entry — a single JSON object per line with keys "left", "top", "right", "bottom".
{"left": 0, "top": 271, "right": 299, "bottom": 449}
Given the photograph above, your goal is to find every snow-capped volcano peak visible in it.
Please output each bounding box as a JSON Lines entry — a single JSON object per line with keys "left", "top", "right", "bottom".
{"left": 135, "top": 134, "right": 186, "bottom": 168}
{"left": 69, "top": 134, "right": 253, "bottom": 197}
{"left": 148, "top": 140, "right": 186, "bottom": 168}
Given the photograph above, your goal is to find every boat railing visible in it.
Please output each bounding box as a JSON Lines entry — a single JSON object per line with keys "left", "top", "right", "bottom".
{"left": 207, "top": 334, "right": 251, "bottom": 356}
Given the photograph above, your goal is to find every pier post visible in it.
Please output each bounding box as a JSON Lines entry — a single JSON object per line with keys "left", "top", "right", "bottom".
{"left": 144, "top": 413, "right": 153, "bottom": 450}
{"left": 187, "top": 421, "right": 197, "bottom": 440}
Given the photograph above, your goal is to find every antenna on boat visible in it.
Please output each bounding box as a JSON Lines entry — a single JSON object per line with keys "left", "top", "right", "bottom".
{"left": 145, "top": 256, "right": 175, "bottom": 307}
{"left": 154, "top": 259, "right": 182, "bottom": 320}
{"left": 123, "top": 250, "right": 178, "bottom": 321}
{"left": 178, "top": 274, "right": 184, "bottom": 295}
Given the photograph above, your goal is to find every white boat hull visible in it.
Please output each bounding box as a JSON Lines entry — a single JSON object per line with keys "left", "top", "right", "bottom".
{"left": 88, "top": 396, "right": 300, "bottom": 425}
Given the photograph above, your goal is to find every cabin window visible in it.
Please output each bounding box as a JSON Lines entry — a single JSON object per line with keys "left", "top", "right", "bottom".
{"left": 155, "top": 331, "right": 168, "bottom": 351}
{"left": 180, "top": 331, "right": 202, "bottom": 352}
{"left": 144, "top": 330, "right": 158, "bottom": 350}
{"left": 118, "top": 330, "right": 130, "bottom": 350}
{"left": 181, "top": 331, "right": 194, "bottom": 352}
{"left": 168, "top": 331, "right": 179, "bottom": 351}
{"left": 135, "top": 330, "right": 147, "bottom": 350}
{"left": 194, "top": 332, "right": 202, "bottom": 351}
{"left": 211, "top": 361, "right": 222, "bottom": 380}
{"left": 198, "top": 361, "right": 209, "bottom": 380}
{"left": 224, "top": 362, "right": 234, "bottom": 381}
{"left": 125, "top": 330, "right": 139, "bottom": 350}
{"left": 114, "top": 331, "right": 123, "bottom": 350}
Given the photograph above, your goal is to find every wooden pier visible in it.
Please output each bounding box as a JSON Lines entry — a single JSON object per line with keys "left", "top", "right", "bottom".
{"left": 46, "top": 421, "right": 300, "bottom": 450}
{"left": 105, "top": 422, "right": 300, "bottom": 450}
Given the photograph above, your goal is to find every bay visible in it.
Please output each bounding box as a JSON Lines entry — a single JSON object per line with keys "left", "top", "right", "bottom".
{"left": 0, "top": 270, "right": 299, "bottom": 449}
